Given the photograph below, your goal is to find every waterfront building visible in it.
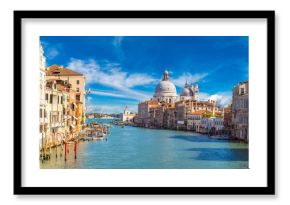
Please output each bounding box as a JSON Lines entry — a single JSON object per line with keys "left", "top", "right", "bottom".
{"left": 46, "top": 65, "right": 86, "bottom": 128}
{"left": 200, "top": 117, "right": 224, "bottom": 134}
{"left": 121, "top": 106, "right": 136, "bottom": 122}
{"left": 163, "top": 104, "right": 176, "bottom": 129}
{"left": 223, "top": 105, "right": 232, "bottom": 135}
{"left": 136, "top": 100, "right": 160, "bottom": 127}
{"left": 176, "top": 102, "right": 187, "bottom": 130}
{"left": 232, "top": 81, "right": 249, "bottom": 141}
{"left": 153, "top": 69, "right": 178, "bottom": 103}
{"left": 44, "top": 80, "right": 70, "bottom": 146}
{"left": 136, "top": 69, "right": 224, "bottom": 133}
{"left": 68, "top": 86, "right": 78, "bottom": 140}
{"left": 187, "top": 110, "right": 208, "bottom": 132}
{"left": 39, "top": 45, "right": 47, "bottom": 147}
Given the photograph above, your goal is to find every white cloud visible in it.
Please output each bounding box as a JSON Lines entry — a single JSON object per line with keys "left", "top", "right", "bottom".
{"left": 86, "top": 104, "right": 137, "bottom": 114}
{"left": 86, "top": 104, "right": 123, "bottom": 114}
{"left": 172, "top": 72, "right": 209, "bottom": 87}
{"left": 67, "top": 58, "right": 156, "bottom": 87}
{"left": 199, "top": 91, "right": 232, "bottom": 108}
{"left": 67, "top": 58, "right": 155, "bottom": 101}
{"left": 90, "top": 90, "right": 128, "bottom": 98}
{"left": 41, "top": 41, "right": 61, "bottom": 59}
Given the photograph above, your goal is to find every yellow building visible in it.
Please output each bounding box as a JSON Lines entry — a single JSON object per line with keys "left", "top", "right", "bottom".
{"left": 46, "top": 64, "right": 86, "bottom": 130}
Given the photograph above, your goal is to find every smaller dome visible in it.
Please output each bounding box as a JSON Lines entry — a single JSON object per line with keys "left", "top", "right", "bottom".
{"left": 181, "top": 87, "right": 190, "bottom": 96}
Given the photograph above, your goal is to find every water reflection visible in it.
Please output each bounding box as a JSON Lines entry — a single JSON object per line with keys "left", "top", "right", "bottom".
{"left": 186, "top": 147, "right": 248, "bottom": 161}
{"left": 40, "top": 119, "right": 249, "bottom": 169}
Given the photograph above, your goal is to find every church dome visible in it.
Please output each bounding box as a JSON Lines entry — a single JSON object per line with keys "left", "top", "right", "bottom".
{"left": 154, "top": 80, "right": 177, "bottom": 96}
{"left": 153, "top": 69, "right": 177, "bottom": 99}
{"left": 180, "top": 87, "right": 190, "bottom": 96}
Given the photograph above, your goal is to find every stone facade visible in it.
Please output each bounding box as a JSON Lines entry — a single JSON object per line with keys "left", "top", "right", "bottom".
{"left": 43, "top": 80, "right": 70, "bottom": 146}
{"left": 231, "top": 81, "right": 249, "bottom": 141}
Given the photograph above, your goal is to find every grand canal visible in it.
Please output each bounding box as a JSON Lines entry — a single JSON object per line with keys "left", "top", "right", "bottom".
{"left": 40, "top": 119, "right": 248, "bottom": 169}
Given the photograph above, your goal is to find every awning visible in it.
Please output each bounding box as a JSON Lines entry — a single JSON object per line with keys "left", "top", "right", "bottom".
{"left": 72, "top": 116, "right": 78, "bottom": 120}
{"left": 70, "top": 124, "right": 75, "bottom": 128}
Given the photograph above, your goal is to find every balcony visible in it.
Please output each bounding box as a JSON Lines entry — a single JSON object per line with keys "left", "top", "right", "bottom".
{"left": 50, "top": 122, "right": 64, "bottom": 128}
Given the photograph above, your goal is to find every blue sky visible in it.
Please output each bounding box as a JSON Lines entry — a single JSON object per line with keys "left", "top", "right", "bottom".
{"left": 40, "top": 36, "right": 248, "bottom": 114}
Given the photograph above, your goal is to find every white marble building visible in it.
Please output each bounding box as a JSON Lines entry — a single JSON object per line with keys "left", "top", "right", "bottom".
{"left": 153, "top": 69, "right": 178, "bottom": 103}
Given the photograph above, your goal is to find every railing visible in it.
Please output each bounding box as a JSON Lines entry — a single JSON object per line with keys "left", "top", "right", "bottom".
{"left": 50, "top": 122, "right": 64, "bottom": 128}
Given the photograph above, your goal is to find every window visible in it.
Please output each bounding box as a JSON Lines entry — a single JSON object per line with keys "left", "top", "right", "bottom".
{"left": 61, "top": 96, "right": 63, "bottom": 104}
{"left": 240, "top": 87, "right": 245, "bottom": 95}
{"left": 76, "top": 80, "right": 80, "bottom": 84}
{"left": 45, "top": 93, "right": 48, "bottom": 101}
{"left": 76, "top": 88, "right": 80, "bottom": 92}
{"left": 40, "top": 109, "right": 42, "bottom": 118}
{"left": 244, "top": 98, "right": 248, "bottom": 108}
{"left": 50, "top": 94, "right": 53, "bottom": 104}
{"left": 76, "top": 94, "right": 80, "bottom": 102}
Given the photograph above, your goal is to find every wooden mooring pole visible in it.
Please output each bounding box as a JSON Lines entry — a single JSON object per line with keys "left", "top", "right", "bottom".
{"left": 64, "top": 141, "right": 67, "bottom": 161}
{"left": 74, "top": 139, "right": 77, "bottom": 159}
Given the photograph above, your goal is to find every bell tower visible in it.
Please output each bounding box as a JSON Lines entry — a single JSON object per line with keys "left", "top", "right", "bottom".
{"left": 194, "top": 82, "right": 199, "bottom": 100}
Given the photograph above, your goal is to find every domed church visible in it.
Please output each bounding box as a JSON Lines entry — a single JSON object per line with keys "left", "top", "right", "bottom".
{"left": 180, "top": 80, "right": 199, "bottom": 101}
{"left": 153, "top": 69, "right": 178, "bottom": 103}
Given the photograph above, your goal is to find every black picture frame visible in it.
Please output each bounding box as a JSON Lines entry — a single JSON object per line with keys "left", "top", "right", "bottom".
{"left": 14, "top": 10, "right": 275, "bottom": 195}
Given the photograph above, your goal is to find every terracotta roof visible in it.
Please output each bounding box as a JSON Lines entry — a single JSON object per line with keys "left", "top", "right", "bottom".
{"left": 149, "top": 105, "right": 160, "bottom": 109}
{"left": 145, "top": 100, "right": 159, "bottom": 105}
{"left": 191, "top": 110, "right": 212, "bottom": 115}
{"left": 46, "top": 64, "right": 83, "bottom": 76}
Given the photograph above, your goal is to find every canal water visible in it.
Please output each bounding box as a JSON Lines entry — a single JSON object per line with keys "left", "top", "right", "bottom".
{"left": 40, "top": 119, "right": 248, "bottom": 169}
